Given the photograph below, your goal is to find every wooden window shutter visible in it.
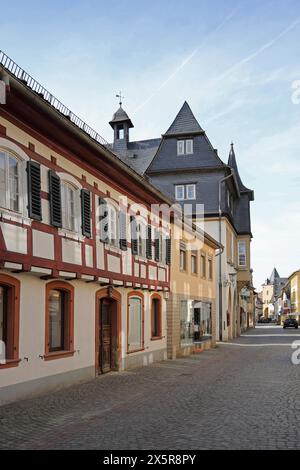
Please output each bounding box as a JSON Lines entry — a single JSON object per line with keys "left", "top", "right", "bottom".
{"left": 99, "top": 198, "right": 109, "bottom": 243}
{"left": 131, "top": 216, "right": 138, "bottom": 255}
{"left": 154, "top": 229, "right": 160, "bottom": 262}
{"left": 146, "top": 225, "right": 152, "bottom": 259}
{"left": 27, "top": 161, "right": 42, "bottom": 220}
{"left": 166, "top": 237, "right": 171, "bottom": 265}
{"left": 119, "top": 211, "right": 127, "bottom": 251}
{"left": 48, "top": 170, "right": 62, "bottom": 228}
{"left": 81, "top": 189, "right": 91, "bottom": 237}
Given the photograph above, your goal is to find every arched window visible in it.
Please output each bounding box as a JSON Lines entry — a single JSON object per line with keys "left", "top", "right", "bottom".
{"left": 0, "top": 150, "right": 21, "bottom": 213}
{"left": 61, "top": 181, "right": 80, "bottom": 233}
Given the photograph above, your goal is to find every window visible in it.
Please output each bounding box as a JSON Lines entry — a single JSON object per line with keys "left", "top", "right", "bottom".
{"left": 180, "top": 243, "right": 187, "bottom": 271}
{"left": 45, "top": 282, "right": 74, "bottom": 359}
{"left": 186, "top": 139, "right": 193, "bottom": 154}
{"left": 208, "top": 258, "right": 213, "bottom": 280}
{"left": 175, "top": 185, "right": 184, "bottom": 201}
{"left": 128, "top": 294, "right": 144, "bottom": 352}
{"left": 177, "top": 140, "right": 193, "bottom": 155}
{"left": 175, "top": 184, "right": 196, "bottom": 201}
{"left": 61, "top": 182, "right": 79, "bottom": 232}
{"left": 0, "top": 150, "right": 21, "bottom": 213}
{"left": 201, "top": 254, "right": 206, "bottom": 278}
{"left": 177, "top": 140, "right": 185, "bottom": 155}
{"left": 191, "top": 251, "right": 197, "bottom": 274}
{"left": 0, "top": 274, "right": 20, "bottom": 368}
{"left": 238, "top": 241, "right": 247, "bottom": 267}
{"left": 137, "top": 220, "right": 147, "bottom": 257}
{"left": 186, "top": 184, "right": 196, "bottom": 200}
{"left": 117, "top": 125, "right": 124, "bottom": 140}
{"left": 151, "top": 295, "right": 162, "bottom": 339}
{"left": 107, "top": 204, "right": 119, "bottom": 246}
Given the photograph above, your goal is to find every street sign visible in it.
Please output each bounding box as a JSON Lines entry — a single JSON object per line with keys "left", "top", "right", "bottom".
{"left": 0, "top": 80, "right": 6, "bottom": 104}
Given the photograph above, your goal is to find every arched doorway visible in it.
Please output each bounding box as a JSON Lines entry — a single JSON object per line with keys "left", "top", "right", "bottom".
{"left": 264, "top": 307, "right": 269, "bottom": 319}
{"left": 95, "top": 287, "right": 121, "bottom": 375}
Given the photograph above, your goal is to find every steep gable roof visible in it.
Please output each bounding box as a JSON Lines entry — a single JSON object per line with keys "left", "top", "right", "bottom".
{"left": 165, "top": 101, "right": 203, "bottom": 136}
{"left": 228, "top": 143, "right": 254, "bottom": 198}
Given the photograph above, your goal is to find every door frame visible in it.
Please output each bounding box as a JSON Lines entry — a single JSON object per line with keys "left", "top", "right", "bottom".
{"left": 95, "top": 287, "right": 121, "bottom": 375}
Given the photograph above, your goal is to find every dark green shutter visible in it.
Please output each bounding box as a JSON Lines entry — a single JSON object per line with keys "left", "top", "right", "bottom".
{"left": 146, "top": 225, "right": 152, "bottom": 259}
{"left": 155, "top": 229, "right": 160, "bottom": 262}
{"left": 131, "top": 216, "right": 138, "bottom": 255}
{"left": 119, "top": 211, "right": 127, "bottom": 251}
{"left": 27, "top": 161, "right": 42, "bottom": 220}
{"left": 81, "top": 189, "right": 91, "bottom": 237}
{"left": 48, "top": 170, "right": 62, "bottom": 228}
{"left": 99, "top": 198, "right": 109, "bottom": 243}
{"left": 166, "top": 237, "right": 171, "bottom": 265}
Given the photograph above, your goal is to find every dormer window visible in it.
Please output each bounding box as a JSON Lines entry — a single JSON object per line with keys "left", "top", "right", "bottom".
{"left": 177, "top": 139, "right": 193, "bottom": 155}
{"left": 117, "top": 125, "right": 124, "bottom": 140}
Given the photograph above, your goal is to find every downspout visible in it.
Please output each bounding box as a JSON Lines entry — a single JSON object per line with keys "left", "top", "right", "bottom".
{"left": 218, "top": 171, "right": 234, "bottom": 341}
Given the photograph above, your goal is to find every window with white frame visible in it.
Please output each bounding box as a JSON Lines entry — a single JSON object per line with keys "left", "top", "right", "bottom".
{"left": 107, "top": 204, "right": 118, "bottom": 246}
{"left": 177, "top": 139, "right": 193, "bottom": 155}
{"left": 175, "top": 185, "right": 185, "bottom": 201}
{"left": 0, "top": 150, "right": 21, "bottom": 213}
{"left": 175, "top": 184, "right": 196, "bottom": 201}
{"left": 186, "top": 139, "right": 193, "bottom": 154}
{"left": 238, "top": 241, "right": 247, "bottom": 267}
{"left": 137, "top": 220, "right": 147, "bottom": 257}
{"left": 160, "top": 231, "right": 167, "bottom": 264}
{"left": 61, "top": 182, "right": 80, "bottom": 233}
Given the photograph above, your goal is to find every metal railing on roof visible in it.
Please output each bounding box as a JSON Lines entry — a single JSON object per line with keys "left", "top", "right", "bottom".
{"left": 0, "top": 50, "right": 109, "bottom": 147}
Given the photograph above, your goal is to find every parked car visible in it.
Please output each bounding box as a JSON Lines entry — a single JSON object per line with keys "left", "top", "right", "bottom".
{"left": 283, "top": 318, "right": 299, "bottom": 329}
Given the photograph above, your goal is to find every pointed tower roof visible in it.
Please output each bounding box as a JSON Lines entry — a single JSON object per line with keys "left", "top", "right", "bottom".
{"left": 228, "top": 143, "right": 254, "bottom": 197}
{"left": 270, "top": 267, "right": 280, "bottom": 283}
{"left": 165, "top": 101, "right": 204, "bottom": 136}
{"left": 109, "top": 106, "right": 134, "bottom": 129}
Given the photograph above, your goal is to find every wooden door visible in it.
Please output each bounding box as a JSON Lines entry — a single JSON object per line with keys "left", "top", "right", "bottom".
{"left": 100, "top": 299, "right": 112, "bottom": 374}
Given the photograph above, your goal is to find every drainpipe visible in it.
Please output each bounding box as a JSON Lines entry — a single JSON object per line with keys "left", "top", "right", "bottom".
{"left": 218, "top": 171, "right": 234, "bottom": 341}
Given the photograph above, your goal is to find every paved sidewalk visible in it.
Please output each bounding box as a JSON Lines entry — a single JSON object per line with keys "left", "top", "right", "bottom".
{"left": 1, "top": 327, "right": 300, "bottom": 450}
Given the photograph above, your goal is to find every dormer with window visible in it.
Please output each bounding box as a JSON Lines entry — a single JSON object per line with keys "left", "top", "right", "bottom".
{"left": 177, "top": 139, "right": 193, "bottom": 156}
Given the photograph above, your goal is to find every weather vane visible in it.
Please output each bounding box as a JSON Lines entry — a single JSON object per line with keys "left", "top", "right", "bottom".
{"left": 116, "top": 91, "right": 124, "bottom": 107}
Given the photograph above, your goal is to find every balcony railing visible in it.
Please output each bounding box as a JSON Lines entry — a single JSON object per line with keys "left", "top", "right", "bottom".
{"left": 0, "top": 50, "right": 109, "bottom": 148}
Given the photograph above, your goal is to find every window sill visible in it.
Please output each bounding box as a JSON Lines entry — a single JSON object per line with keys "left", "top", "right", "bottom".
{"left": 0, "top": 358, "right": 21, "bottom": 370}
{"left": 127, "top": 348, "right": 145, "bottom": 355}
{"left": 0, "top": 209, "right": 31, "bottom": 226}
{"left": 151, "top": 336, "right": 163, "bottom": 341}
{"left": 58, "top": 229, "right": 84, "bottom": 242}
{"left": 106, "top": 245, "right": 122, "bottom": 255}
{"left": 44, "top": 350, "right": 75, "bottom": 361}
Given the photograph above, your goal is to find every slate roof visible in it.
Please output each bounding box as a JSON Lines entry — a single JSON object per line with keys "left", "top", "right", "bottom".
{"left": 228, "top": 143, "right": 253, "bottom": 197}
{"left": 113, "top": 138, "right": 161, "bottom": 175}
{"left": 109, "top": 106, "right": 134, "bottom": 128}
{"left": 165, "top": 101, "right": 204, "bottom": 135}
{"left": 270, "top": 267, "right": 280, "bottom": 283}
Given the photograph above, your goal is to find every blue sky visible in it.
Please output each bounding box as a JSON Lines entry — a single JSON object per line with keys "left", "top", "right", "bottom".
{"left": 2, "top": 0, "right": 300, "bottom": 288}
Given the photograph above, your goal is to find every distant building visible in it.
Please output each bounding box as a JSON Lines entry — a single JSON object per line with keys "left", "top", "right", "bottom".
{"left": 110, "top": 101, "right": 255, "bottom": 341}
{"left": 262, "top": 268, "right": 288, "bottom": 319}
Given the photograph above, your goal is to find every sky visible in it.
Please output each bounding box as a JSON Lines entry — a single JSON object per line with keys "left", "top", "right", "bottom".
{"left": 1, "top": 0, "right": 300, "bottom": 288}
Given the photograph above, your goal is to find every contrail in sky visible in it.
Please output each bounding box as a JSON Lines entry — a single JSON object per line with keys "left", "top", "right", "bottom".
{"left": 217, "top": 16, "right": 300, "bottom": 82}
{"left": 132, "top": 5, "right": 240, "bottom": 115}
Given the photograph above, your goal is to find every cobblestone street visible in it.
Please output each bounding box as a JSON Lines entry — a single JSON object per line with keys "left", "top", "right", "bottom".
{"left": 1, "top": 326, "right": 300, "bottom": 450}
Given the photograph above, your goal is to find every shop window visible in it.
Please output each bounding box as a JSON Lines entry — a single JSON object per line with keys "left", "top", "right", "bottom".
{"left": 180, "top": 300, "right": 212, "bottom": 346}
